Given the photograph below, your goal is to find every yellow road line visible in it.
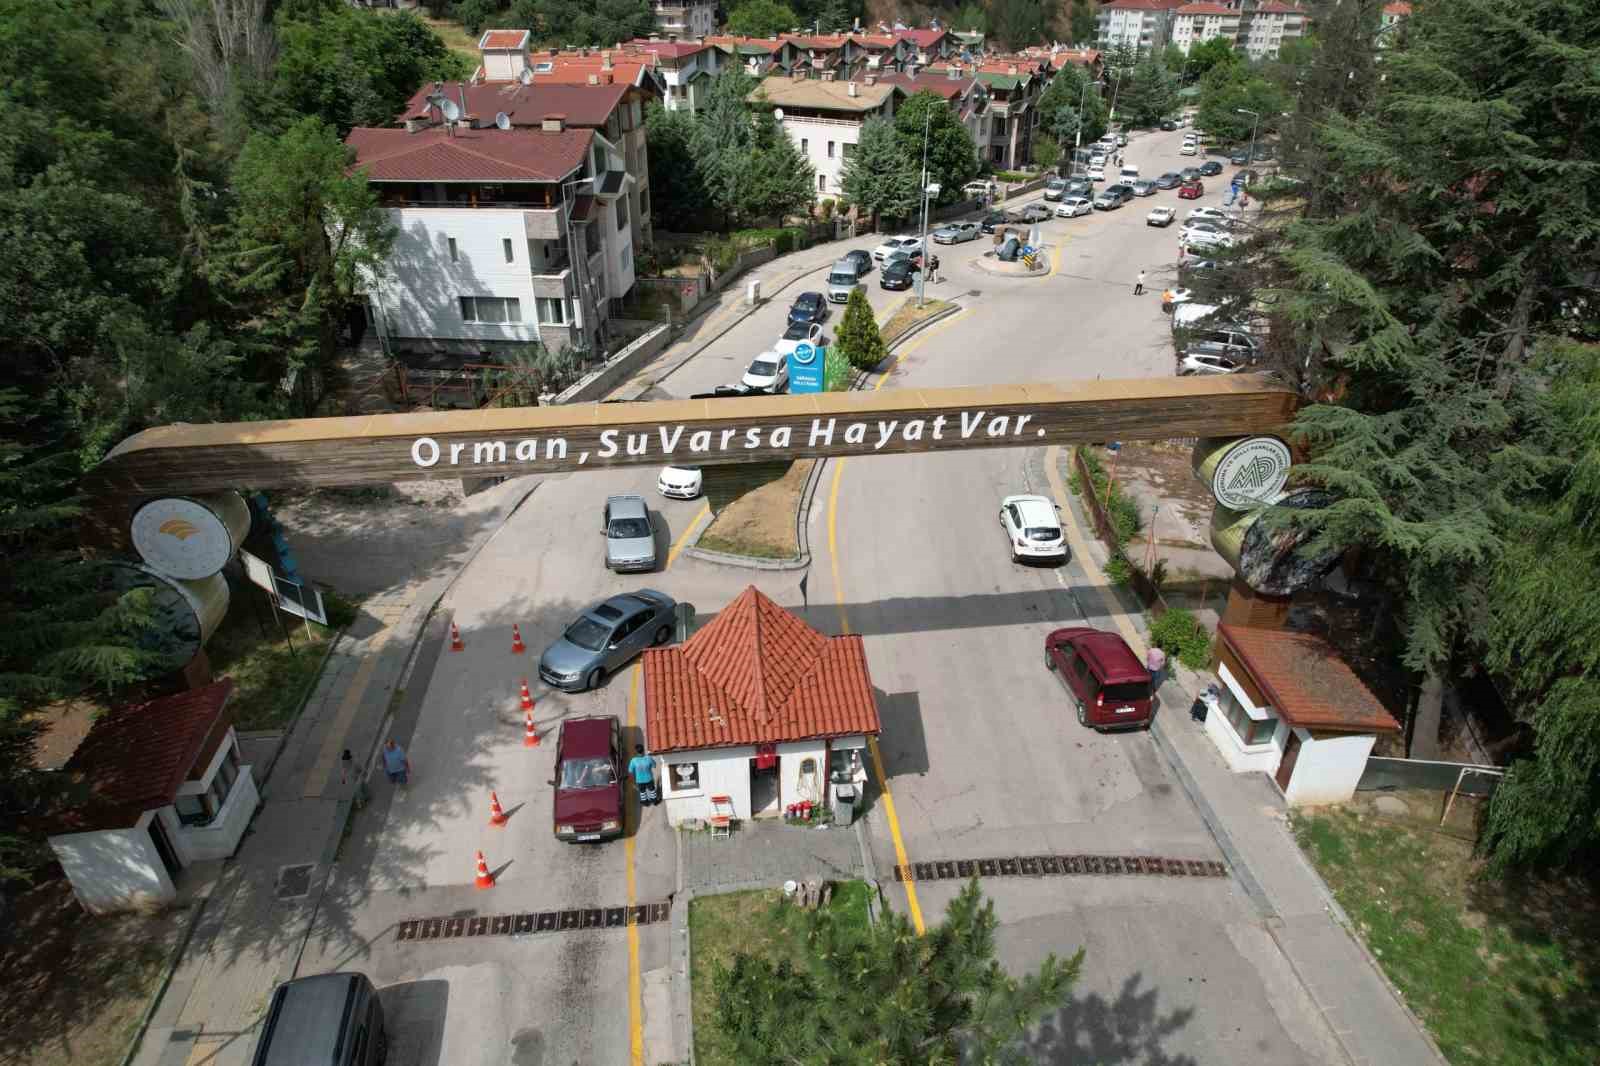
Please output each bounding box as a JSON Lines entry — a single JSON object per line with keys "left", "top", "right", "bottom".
{"left": 625, "top": 665, "right": 644, "bottom": 1066}
{"left": 1050, "top": 242, "right": 1064, "bottom": 277}
{"left": 665, "top": 502, "right": 711, "bottom": 570}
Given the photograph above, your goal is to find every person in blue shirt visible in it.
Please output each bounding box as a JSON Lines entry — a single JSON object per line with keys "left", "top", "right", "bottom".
{"left": 382, "top": 739, "right": 410, "bottom": 786}
{"left": 627, "top": 745, "right": 657, "bottom": 805}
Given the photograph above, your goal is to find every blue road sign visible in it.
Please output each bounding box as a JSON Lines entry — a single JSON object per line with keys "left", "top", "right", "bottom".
{"left": 790, "top": 342, "right": 824, "bottom": 394}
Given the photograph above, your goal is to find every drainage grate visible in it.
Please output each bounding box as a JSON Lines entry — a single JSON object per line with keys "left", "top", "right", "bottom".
{"left": 275, "top": 863, "right": 314, "bottom": 901}
{"left": 892, "top": 855, "right": 1227, "bottom": 883}
{"left": 396, "top": 901, "right": 670, "bottom": 944}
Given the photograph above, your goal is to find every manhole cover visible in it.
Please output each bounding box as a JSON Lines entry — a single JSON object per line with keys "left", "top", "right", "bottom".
{"left": 276, "top": 863, "right": 314, "bottom": 900}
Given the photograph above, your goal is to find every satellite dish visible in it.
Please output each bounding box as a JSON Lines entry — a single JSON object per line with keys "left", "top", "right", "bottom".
{"left": 441, "top": 98, "right": 462, "bottom": 122}
{"left": 519, "top": 67, "right": 534, "bottom": 85}
{"left": 495, "top": 112, "right": 512, "bottom": 130}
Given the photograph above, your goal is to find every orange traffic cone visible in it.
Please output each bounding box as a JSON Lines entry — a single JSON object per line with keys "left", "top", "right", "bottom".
{"left": 511, "top": 624, "right": 526, "bottom": 654}
{"left": 524, "top": 710, "right": 539, "bottom": 748}
{"left": 519, "top": 678, "right": 534, "bottom": 712}
{"left": 488, "top": 791, "right": 508, "bottom": 827}
{"left": 474, "top": 850, "right": 495, "bottom": 889}
{"left": 450, "top": 622, "right": 464, "bottom": 652}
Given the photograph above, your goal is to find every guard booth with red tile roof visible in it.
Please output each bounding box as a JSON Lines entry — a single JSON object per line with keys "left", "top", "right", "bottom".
{"left": 642, "top": 586, "right": 879, "bottom": 827}
{"left": 42, "top": 680, "right": 259, "bottom": 913}
{"left": 1206, "top": 625, "right": 1401, "bottom": 805}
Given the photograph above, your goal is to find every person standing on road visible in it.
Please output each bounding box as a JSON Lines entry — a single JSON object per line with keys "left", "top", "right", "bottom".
{"left": 1146, "top": 645, "right": 1168, "bottom": 692}
{"left": 381, "top": 739, "right": 410, "bottom": 786}
{"left": 1133, "top": 269, "right": 1146, "bottom": 295}
{"left": 628, "top": 744, "right": 657, "bottom": 806}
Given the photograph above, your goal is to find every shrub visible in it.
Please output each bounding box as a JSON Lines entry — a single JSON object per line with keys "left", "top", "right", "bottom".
{"left": 824, "top": 345, "right": 854, "bottom": 390}
{"left": 1149, "top": 608, "right": 1214, "bottom": 670}
{"left": 1074, "top": 446, "right": 1142, "bottom": 543}
{"left": 820, "top": 198, "right": 836, "bottom": 220}
{"left": 835, "top": 288, "right": 886, "bottom": 372}
{"left": 322, "top": 589, "right": 360, "bottom": 630}
{"left": 1105, "top": 554, "right": 1134, "bottom": 586}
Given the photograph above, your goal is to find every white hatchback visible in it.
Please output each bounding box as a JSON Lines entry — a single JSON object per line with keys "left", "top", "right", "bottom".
{"left": 872, "top": 235, "right": 922, "bottom": 262}
{"left": 999, "top": 494, "right": 1068, "bottom": 564}
{"left": 657, "top": 465, "right": 703, "bottom": 499}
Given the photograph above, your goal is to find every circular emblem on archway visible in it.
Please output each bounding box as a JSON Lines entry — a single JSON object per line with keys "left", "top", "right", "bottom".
{"left": 130, "top": 492, "right": 252, "bottom": 580}
{"left": 1193, "top": 436, "right": 1292, "bottom": 511}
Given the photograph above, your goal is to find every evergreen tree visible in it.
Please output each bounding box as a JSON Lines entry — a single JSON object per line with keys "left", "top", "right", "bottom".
{"left": 645, "top": 102, "right": 711, "bottom": 231}
{"left": 1037, "top": 63, "right": 1107, "bottom": 149}
{"left": 743, "top": 110, "right": 816, "bottom": 223}
{"left": 840, "top": 118, "right": 918, "bottom": 230}
{"left": 726, "top": 0, "right": 799, "bottom": 37}
{"left": 695, "top": 68, "right": 762, "bottom": 227}
{"left": 1032, "top": 132, "right": 1062, "bottom": 170}
{"left": 994, "top": 0, "right": 1058, "bottom": 50}
{"left": 1068, "top": 0, "right": 1094, "bottom": 45}
{"left": 955, "top": 2, "right": 989, "bottom": 35}
{"left": 893, "top": 91, "right": 980, "bottom": 207}
{"left": 1113, "top": 58, "right": 1179, "bottom": 128}
{"left": 712, "top": 879, "right": 1081, "bottom": 1064}
{"left": 834, "top": 288, "right": 886, "bottom": 372}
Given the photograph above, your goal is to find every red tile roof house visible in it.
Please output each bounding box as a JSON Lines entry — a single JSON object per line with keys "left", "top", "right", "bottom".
{"left": 43, "top": 680, "right": 259, "bottom": 914}
{"left": 894, "top": 26, "right": 956, "bottom": 64}
{"left": 643, "top": 586, "right": 880, "bottom": 828}
{"left": 1207, "top": 625, "right": 1401, "bottom": 805}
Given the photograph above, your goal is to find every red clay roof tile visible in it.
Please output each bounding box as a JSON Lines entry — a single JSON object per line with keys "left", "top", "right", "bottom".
{"left": 1219, "top": 625, "right": 1401, "bottom": 733}
{"left": 64, "top": 680, "right": 235, "bottom": 813}
{"left": 644, "top": 586, "right": 880, "bottom": 753}
{"left": 345, "top": 126, "right": 593, "bottom": 183}
{"left": 479, "top": 29, "right": 530, "bottom": 51}
{"left": 401, "top": 81, "right": 629, "bottom": 129}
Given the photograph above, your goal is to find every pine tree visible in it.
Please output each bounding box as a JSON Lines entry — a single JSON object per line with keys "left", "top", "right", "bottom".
{"left": 742, "top": 110, "right": 816, "bottom": 223}
{"left": 834, "top": 288, "right": 886, "bottom": 372}
{"left": 840, "top": 118, "right": 918, "bottom": 230}
{"left": 712, "top": 879, "right": 1081, "bottom": 1064}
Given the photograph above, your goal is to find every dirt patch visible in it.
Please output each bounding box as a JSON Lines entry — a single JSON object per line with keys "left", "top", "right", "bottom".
{"left": 0, "top": 877, "right": 185, "bottom": 1066}
{"left": 1105, "top": 440, "right": 1216, "bottom": 547}
{"left": 880, "top": 297, "right": 954, "bottom": 346}
{"left": 697, "top": 461, "right": 813, "bottom": 560}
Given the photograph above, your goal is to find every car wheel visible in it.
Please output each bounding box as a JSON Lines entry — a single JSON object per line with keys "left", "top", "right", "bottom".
{"left": 653, "top": 624, "right": 671, "bottom": 646}
{"left": 586, "top": 667, "right": 604, "bottom": 691}
{"left": 1045, "top": 650, "right": 1054, "bottom": 671}
{"left": 375, "top": 1030, "right": 389, "bottom": 1065}
{"left": 1076, "top": 700, "right": 1087, "bottom": 727}
{"left": 1011, "top": 549, "right": 1021, "bottom": 564}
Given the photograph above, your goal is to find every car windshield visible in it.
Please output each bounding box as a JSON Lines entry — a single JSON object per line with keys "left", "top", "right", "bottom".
{"left": 1025, "top": 527, "right": 1062, "bottom": 542}
{"left": 783, "top": 323, "right": 809, "bottom": 340}
{"left": 828, "top": 273, "right": 854, "bottom": 285}
{"left": 560, "top": 756, "right": 616, "bottom": 790}
{"left": 1104, "top": 681, "right": 1149, "bottom": 702}
{"left": 748, "top": 360, "right": 776, "bottom": 376}
{"left": 608, "top": 517, "right": 651, "bottom": 539}
{"left": 564, "top": 616, "right": 612, "bottom": 651}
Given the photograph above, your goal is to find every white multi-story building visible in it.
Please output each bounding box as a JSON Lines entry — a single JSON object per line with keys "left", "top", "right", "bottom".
{"left": 345, "top": 119, "right": 636, "bottom": 356}
{"left": 1239, "top": 1, "right": 1309, "bottom": 59}
{"left": 625, "top": 38, "right": 724, "bottom": 113}
{"left": 750, "top": 72, "right": 901, "bottom": 200}
{"left": 1170, "top": 3, "right": 1242, "bottom": 53}
{"left": 1096, "top": 0, "right": 1186, "bottom": 53}
{"left": 650, "top": 0, "right": 715, "bottom": 39}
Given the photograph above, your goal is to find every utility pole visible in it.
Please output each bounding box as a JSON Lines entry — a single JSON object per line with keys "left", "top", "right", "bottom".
{"left": 1238, "top": 107, "right": 1261, "bottom": 168}
{"left": 916, "top": 107, "right": 932, "bottom": 309}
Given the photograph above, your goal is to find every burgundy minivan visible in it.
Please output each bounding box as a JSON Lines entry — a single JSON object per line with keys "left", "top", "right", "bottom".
{"left": 1045, "top": 627, "right": 1154, "bottom": 731}
{"left": 553, "top": 716, "right": 623, "bottom": 842}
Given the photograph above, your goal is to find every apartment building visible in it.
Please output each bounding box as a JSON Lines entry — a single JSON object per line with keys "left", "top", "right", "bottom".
{"left": 750, "top": 72, "right": 901, "bottom": 200}
{"left": 649, "top": 0, "right": 715, "bottom": 38}
{"left": 1170, "top": 3, "right": 1243, "bottom": 53}
{"left": 1238, "top": 1, "right": 1310, "bottom": 59}
{"left": 705, "top": 35, "right": 795, "bottom": 77}
{"left": 346, "top": 119, "right": 635, "bottom": 357}
{"left": 1096, "top": 0, "right": 1186, "bottom": 52}
{"left": 782, "top": 34, "right": 866, "bottom": 81}
{"left": 893, "top": 27, "right": 955, "bottom": 64}
{"left": 848, "top": 32, "right": 911, "bottom": 74}
{"left": 625, "top": 38, "right": 724, "bottom": 113}
{"left": 972, "top": 60, "right": 1046, "bottom": 169}
{"left": 874, "top": 67, "right": 990, "bottom": 150}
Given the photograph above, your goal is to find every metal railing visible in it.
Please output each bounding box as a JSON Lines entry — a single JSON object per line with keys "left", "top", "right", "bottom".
{"left": 382, "top": 199, "right": 563, "bottom": 211}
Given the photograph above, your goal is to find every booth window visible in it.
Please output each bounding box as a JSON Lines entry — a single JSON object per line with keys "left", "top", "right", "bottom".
{"left": 1219, "top": 687, "right": 1277, "bottom": 746}
{"left": 175, "top": 743, "right": 243, "bottom": 827}
{"left": 667, "top": 762, "right": 700, "bottom": 793}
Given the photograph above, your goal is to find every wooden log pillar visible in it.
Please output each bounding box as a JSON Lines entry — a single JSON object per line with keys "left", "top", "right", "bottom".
{"left": 1221, "top": 575, "right": 1291, "bottom": 630}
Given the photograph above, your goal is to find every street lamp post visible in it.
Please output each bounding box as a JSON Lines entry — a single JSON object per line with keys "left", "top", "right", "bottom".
{"left": 916, "top": 107, "right": 934, "bottom": 308}
{"left": 1109, "top": 67, "right": 1125, "bottom": 125}
{"left": 1237, "top": 107, "right": 1261, "bottom": 168}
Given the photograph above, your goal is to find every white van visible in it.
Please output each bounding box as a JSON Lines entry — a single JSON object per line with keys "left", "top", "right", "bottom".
{"left": 1119, "top": 164, "right": 1140, "bottom": 182}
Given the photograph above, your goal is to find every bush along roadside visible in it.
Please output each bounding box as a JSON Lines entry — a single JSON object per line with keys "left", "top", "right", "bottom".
{"left": 1074, "top": 446, "right": 1142, "bottom": 544}
{"left": 1149, "top": 608, "right": 1214, "bottom": 670}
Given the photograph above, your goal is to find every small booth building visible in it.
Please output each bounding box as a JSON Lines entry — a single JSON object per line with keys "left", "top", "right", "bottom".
{"left": 44, "top": 680, "right": 258, "bottom": 914}
{"left": 1206, "top": 624, "right": 1401, "bottom": 806}
{"left": 642, "top": 586, "right": 879, "bottom": 828}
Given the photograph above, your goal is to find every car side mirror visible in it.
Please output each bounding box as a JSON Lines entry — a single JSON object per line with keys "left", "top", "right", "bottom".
{"left": 608, "top": 641, "right": 621, "bottom": 650}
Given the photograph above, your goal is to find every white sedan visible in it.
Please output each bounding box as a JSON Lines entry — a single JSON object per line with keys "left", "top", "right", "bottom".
{"left": 774, "top": 320, "right": 823, "bottom": 357}
{"left": 1178, "top": 352, "right": 1243, "bottom": 376}
{"left": 657, "top": 465, "right": 703, "bottom": 499}
{"left": 1146, "top": 206, "right": 1176, "bottom": 227}
{"left": 1182, "top": 227, "right": 1235, "bottom": 250}
{"left": 872, "top": 235, "right": 922, "bottom": 262}
{"left": 1179, "top": 142, "right": 1197, "bottom": 156}
{"left": 1055, "top": 196, "right": 1093, "bottom": 218}
{"left": 1086, "top": 165, "right": 1106, "bottom": 182}
{"left": 999, "top": 494, "right": 1068, "bottom": 564}
{"left": 1186, "top": 206, "right": 1229, "bottom": 224}
{"left": 741, "top": 351, "right": 788, "bottom": 393}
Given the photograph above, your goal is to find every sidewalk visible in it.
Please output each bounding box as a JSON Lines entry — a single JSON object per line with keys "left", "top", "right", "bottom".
{"left": 1037, "top": 446, "right": 1448, "bottom": 1066}
{"left": 131, "top": 482, "right": 539, "bottom": 1066}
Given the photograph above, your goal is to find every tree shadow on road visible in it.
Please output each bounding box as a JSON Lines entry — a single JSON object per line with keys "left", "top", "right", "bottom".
{"left": 1021, "top": 971, "right": 1199, "bottom": 1065}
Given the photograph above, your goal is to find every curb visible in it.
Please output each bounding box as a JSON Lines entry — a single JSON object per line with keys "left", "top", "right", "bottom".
{"left": 683, "top": 544, "right": 809, "bottom": 571}
{"left": 253, "top": 630, "right": 344, "bottom": 790}
{"left": 118, "top": 897, "right": 209, "bottom": 1066}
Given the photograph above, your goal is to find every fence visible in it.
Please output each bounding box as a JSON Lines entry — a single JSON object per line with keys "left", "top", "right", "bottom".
{"left": 552, "top": 322, "right": 672, "bottom": 404}
{"left": 1357, "top": 756, "right": 1504, "bottom": 798}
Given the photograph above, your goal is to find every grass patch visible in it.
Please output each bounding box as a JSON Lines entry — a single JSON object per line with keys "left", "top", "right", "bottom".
{"left": 696, "top": 460, "right": 812, "bottom": 560}
{"left": 880, "top": 297, "right": 953, "bottom": 346}
{"left": 691, "top": 883, "right": 875, "bottom": 1066}
{"left": 418, "top": 15, "right": 480, "bottom": 59}
{"left": 1292, "top": 807, "right": 1600, "bottom": 1066}
{"left": 206, "top": 604, "right": 335, "bottom": 731}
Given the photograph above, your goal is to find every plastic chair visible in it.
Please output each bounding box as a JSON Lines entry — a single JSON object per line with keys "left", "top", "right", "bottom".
{"left": 709, "top": 795, "right": 735, "bottom": 838}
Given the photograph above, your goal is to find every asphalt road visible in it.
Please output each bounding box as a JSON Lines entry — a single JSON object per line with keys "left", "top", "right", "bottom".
{"left": 300, "top": 126, "right": 1345, "bottom": 1066}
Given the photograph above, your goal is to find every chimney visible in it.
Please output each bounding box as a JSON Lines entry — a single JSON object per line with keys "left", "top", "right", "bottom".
{"left": 603, "top": 51, "right": 613, "bottom": 70}
{"left": 588, "top": 73, "right": 600, "bottom": 84}
{"left": 847, "top": 79, "right": 858, "bottom": 96}
{"left": 542, "top": 114, "right": 566, "bottom": 131}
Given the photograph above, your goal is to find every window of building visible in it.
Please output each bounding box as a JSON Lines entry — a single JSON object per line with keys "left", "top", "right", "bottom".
{"left": 616, "top": 194, "right": 629, "bottom": 230}
{"left": 666, "top": 761, "right": 700, "bottom": 792}
{"left": 536, "top": 297, "right": 568, "bottom": 325}
{"left": 639, "top": 187, "right": 650, "bottom": 216}
{"left": 801, "top": 137, "right": 809, "bottom": 153}
{"left": 174, "top": 742, "right": 243, "bottom": 827}
{"left": 447, "top": 237, "right": 458, "bottom": 262}
{"left": 620, "top": 246, "right": 631, "bottom": 274}
{"left": 827, "top": 140, "right": 835, "bottom": 158}
{"left": 842, "top": 141, "right": 855, "bottom": 158}
{"left": 1219, "top": 686, "right": 1278, "bottom": 746}
{"left": 817, "top": 173, "right": 826, "bottom": 192}
{"left": 460, "top": 296, "right": 522, "bottom": 323}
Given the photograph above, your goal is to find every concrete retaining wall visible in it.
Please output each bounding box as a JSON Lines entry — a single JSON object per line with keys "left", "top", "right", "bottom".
{"left": 553, "top": 323, "right": 672, "bottom": 404}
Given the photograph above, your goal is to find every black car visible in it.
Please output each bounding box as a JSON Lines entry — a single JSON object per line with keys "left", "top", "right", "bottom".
{"left": 1160, "top": 119, "right": 1177, "bottom": 131}
{"left": 879, "top": 259, "right": 918, "bottom": 290}
{"left": 1065, "top": 178, "right": 1093, "bottom": 197}
{"left": 1199, "top": 160, "right": 1224, "bottom": 176}
{"left": 788, "top": 292, "right": 829, "bottom": 327}
{"left": 842, "top": 248, "right": 873, "bottom": 275}
{"left": 980, "top": 211, "right": 1010, "bottom": 234}
{"left": 1229, "top": 148, "right": 1250, "bottom": 166}
{"left": 1105, "top": 183, "right": 1136, "bottom": 205}
{"left": 1153, "top": 172, "right": 1182, "bottom": 189}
